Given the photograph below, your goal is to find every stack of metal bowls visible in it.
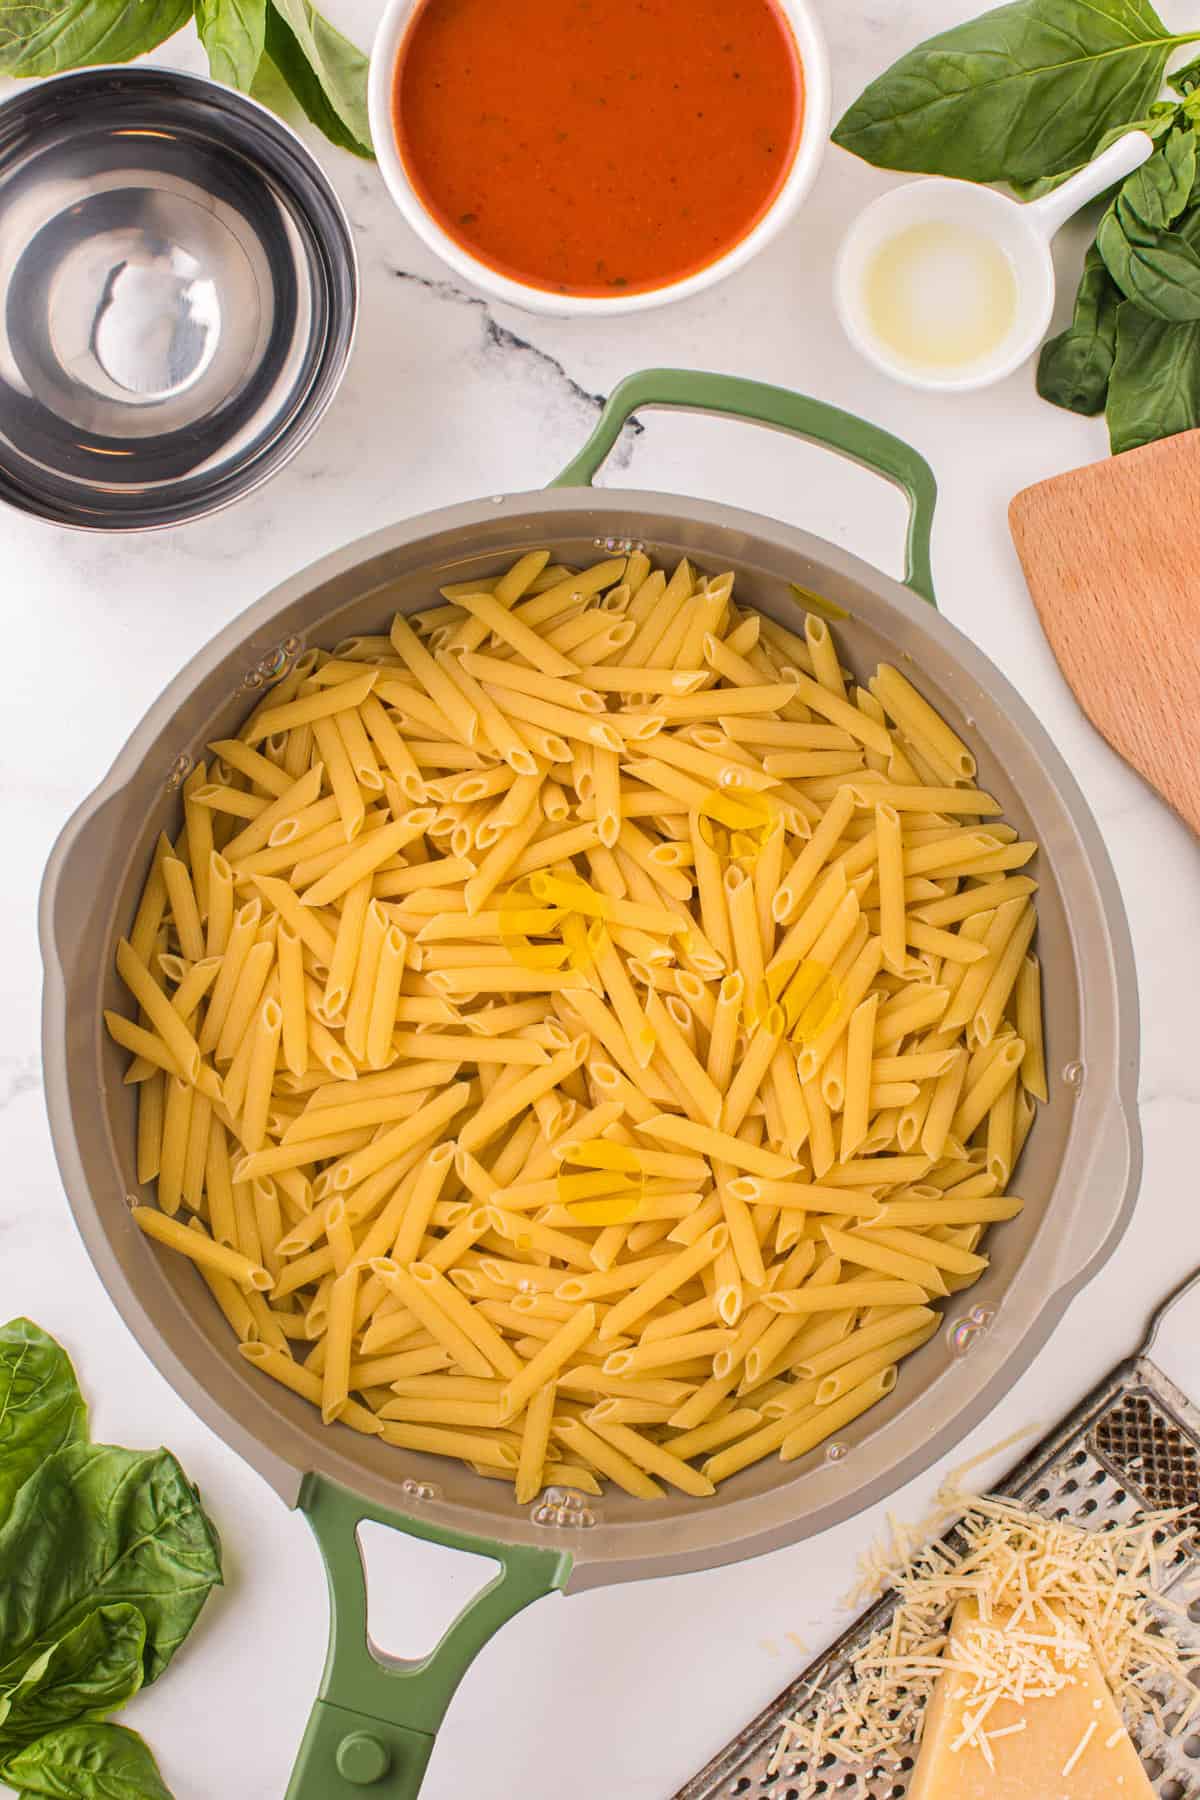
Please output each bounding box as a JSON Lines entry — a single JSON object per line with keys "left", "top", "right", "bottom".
{"left": 0, "top": 66, "right": 357, "bottom": 529}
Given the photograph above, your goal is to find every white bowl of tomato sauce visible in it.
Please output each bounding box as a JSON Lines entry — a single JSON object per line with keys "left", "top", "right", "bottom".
{"left": 368, "top": 0, "right": 830, "bottom": 316}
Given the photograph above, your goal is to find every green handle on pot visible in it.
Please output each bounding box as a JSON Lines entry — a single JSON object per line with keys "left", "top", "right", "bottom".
{"left": 286, "top": 1474, "right": 571, "bottom": 1799}
{"left": 552, "top": 367, "right": 938, "bottom": 607}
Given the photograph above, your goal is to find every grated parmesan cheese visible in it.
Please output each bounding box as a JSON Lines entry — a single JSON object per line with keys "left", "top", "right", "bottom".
{"left": 1060, "top": 1717, "right": 1097, "bottom": 1777}
{"left": 772, "top": 1486, "right": 1200, "bottom": 1792}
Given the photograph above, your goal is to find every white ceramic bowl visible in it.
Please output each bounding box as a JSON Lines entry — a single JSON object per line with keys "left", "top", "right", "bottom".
{"left": 367, "top": 0, "right": 830, "bottom": 317}
{"left": 835, "top": 132, "right": 1153, "bottom": 394}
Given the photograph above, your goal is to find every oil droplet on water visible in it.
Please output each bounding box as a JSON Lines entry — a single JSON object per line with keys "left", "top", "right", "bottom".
{"left": 863, "top": 220, "right": 1018, "bottom": 373}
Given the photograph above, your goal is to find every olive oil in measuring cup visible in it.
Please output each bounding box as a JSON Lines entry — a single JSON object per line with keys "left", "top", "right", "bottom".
{"left": 862, "top": 220, "right": 1018, "bottom": 375}
{"left": 835, "top": 132, "right": 1156, "bottom": 392}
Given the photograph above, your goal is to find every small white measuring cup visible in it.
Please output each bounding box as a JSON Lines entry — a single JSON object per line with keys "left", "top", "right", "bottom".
{"left": 835, "top": 130, "right": 1155, "bottom": 392}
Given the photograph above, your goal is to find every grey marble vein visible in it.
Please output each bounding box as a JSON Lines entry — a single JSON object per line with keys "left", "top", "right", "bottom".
{"left": 388, "top": 265, "right": 642, "bottom": 469}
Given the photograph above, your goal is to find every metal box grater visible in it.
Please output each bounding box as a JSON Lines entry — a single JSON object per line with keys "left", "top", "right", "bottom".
{"left": 675, "top": 1273, "right": 1200, "bottom": 1800}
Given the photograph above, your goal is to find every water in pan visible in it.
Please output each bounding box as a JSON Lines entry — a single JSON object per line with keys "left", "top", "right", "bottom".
{"left": 675, "top": 1363, "right": 1200, "bottom": 1800}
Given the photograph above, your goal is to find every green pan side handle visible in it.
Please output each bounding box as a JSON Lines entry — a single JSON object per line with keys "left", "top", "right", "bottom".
{"left": 286, "top": 1474, "right": 571, "bottom": 1800}
{"left": 551, "top": 367, "right": 938, "bottom": 608}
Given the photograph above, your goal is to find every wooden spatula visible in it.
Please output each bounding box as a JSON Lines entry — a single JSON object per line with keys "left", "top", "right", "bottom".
{"left": 1009, "top": 429, "right": 1200, "bottom": 834}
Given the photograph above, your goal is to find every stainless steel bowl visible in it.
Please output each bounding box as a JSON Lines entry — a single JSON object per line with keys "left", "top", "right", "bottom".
{"left": 0, "top": 67, "right": 357, "bottom": 529}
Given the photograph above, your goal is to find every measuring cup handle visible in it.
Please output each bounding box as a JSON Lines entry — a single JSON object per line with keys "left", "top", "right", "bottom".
{"left": 550, "top": 368, "right": 939, "bottom": 607}
{"left": 1025, "top": 130, "right": 1155, "bottom": 240}
{"left": 286, "top": 1474, "right": 571, "bottom": 1800}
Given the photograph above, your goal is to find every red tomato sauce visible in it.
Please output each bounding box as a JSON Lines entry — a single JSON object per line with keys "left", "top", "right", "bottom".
{"left": 392, "top": 0, "right": 805, "bottom": 298}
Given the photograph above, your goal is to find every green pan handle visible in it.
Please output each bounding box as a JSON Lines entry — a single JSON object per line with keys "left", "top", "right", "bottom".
{"left": 551, "top": 367, "right": 938, "bottom": 608}
{"left": 286, "top": 1474, "right": 571, "bottom": 1799}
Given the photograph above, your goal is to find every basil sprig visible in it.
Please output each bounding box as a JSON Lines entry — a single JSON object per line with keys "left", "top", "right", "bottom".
{"left": 0, "top": 1320, "right": 222, "bottom": 1800}
{"left": 0, "top": 0, "right": 371, "bottom": 157}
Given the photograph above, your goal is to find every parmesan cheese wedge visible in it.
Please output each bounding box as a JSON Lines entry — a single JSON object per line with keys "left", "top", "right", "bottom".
{"left": 908, "top": 1598, "right": 1157, "bottom": 1799}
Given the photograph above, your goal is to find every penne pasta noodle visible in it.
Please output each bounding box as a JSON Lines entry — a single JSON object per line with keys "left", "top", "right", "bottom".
{"left": 515, "top": 1382, "right": 558, "bottom": 1503}
{"left": 1015, "top": 951, "right": 1048, "bottom": 1103}
{"left": 132, "top": 1206, "right": 270, "bottom": 1290}
{"left": 586, "top": 1415, "right": 714, "bottom": 1496}
{"left": 779, "top": 1366, "right": 898, "bottom": 1462}
{"left": 839, "top": 992, "right": 879, "bottom": 1165}
{"left": 865, "top": 1195, "right": 1024, "bottom": 1228}
{"left": 765, "top": 1278, "right": 928, "bottom": 1314}
{"left": 500, "top": 1304, "right": 597, "bottom": 1418}
{"left": 551, "top": 1416, "right": 663, "bottom": 1498}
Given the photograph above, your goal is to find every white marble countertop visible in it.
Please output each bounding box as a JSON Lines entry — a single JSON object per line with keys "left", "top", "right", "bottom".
{"left": 4, "top": 1, "right": 1200, "bottom": 1795}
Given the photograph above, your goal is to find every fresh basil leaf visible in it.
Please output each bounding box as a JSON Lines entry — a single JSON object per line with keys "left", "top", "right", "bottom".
{"left": 1118, "top": 125, "right": 1196, "bottom": 228}
{"left": 249, "top": 45, "right": 291, "bottom": 110}
{"left": 265, "top": 0, "right": 371, "bottom": 157}
{"left": 197, "top": 0, "right": 266, "bottom": 91}
{"left": 0, "top": 1321, "right": 87, "bottom": 1530}
{"left": 1107, "top": 301, "right": 1200, "bottom": 449}
{"left": 0, "top": 1606, "right": 144, "bottom": 1754}
{"left": 1011, "top": 108, "right": 1177, "bottom": 200}
{"left": 1098, "top": 195, "right": 1200, "bottom": 319}
{"left": 0, "top": 0, "right": 190, "bottom": 74}
{"left": 1, "top": 1721, "right": 173, "bottom": 1799}
{"left": 1098, "top": 134, "right": 1200, "bottom": 320}
{"left": 0, "top": 1444, "right": 222, "bottom": 1694}
{"left": 1037, "top": 244, "right": 1122, "bottom": 413}
{"left": 832, "top": 0, "right": 1200, "bottom": 186}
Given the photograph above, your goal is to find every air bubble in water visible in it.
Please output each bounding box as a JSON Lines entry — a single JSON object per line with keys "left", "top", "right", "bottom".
{"left": 1062, "top": 1061, "right": 1084, "bottom": 1090}
{"left": 532, "top": 1488, "right": 597, "bottom": 1528}
{"left": 247, "top": 637, "right": 302, "bottom": 690}
{"left": 399, "top": 1478, "right": 440, "bottom": 1502}
{"left": 949, "top": 1304, "right": 997, "bottom": 1354}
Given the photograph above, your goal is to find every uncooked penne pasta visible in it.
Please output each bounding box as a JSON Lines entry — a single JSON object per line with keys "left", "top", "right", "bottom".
{"left": 107, "top": 553, "right": 1040, "bottom": 1501}
{"left": 132, "top": 1206, "right": 270, "bottom": 1290}
{"left": 779, "top": 1366, "right": 898, "bottom": 1462}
